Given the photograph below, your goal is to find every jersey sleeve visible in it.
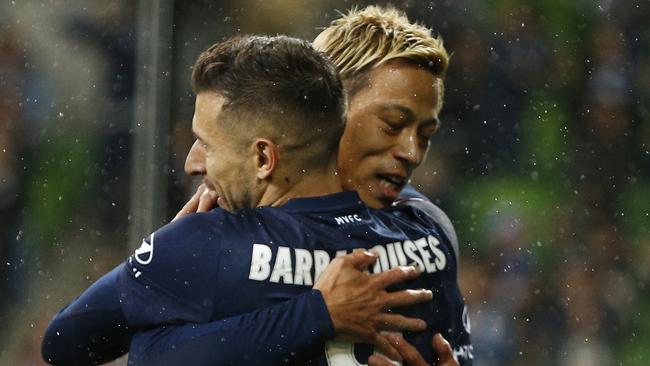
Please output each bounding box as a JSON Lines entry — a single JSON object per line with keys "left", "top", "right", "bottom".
{"left": 127, "top": 290, "right": 335, "bottom": 366}
{"left": 41, "top": 265, "right": 133, "bottom": 365}
{"left": 41, "top": 213, "right": 223, "bottom": 365}
{"left": 117, "top": 213, "right": 223, "bottom": 327}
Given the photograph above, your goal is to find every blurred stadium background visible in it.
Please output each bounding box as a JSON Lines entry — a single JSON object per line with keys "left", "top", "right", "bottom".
{"left": 0, "top": 0, "right": 648, "bottom": 365}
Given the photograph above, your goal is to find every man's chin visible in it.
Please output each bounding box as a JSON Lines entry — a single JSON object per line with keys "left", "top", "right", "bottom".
{"left": 359, "top": 190, "right": 395, "bottom": 209}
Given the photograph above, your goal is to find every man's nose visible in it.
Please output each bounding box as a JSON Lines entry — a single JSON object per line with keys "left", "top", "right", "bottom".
{"left": 393, "top": 130, "right": 422, "bottom": 167}
{"left": 184, "top": 140, "right": 207, "bottom": 175}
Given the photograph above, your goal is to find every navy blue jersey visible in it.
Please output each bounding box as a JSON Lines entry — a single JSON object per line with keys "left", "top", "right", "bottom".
{"left": 121, "top": 191, "right": 471, "bottom": 365}
{"left": 42, "top": 189, "right": 472, "bottom": 366}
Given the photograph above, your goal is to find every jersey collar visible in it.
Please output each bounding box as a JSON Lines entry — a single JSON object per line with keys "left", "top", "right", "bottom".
{"left": 281, "top": 191, "right": 364, "bottom": 212}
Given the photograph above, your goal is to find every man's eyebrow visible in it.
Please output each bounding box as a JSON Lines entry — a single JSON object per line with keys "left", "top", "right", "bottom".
{"left": 380, "top": 103, "right": 416, "bottom": 121}
{"left": 379, "top": 103, "right": 439, "bottom": 127}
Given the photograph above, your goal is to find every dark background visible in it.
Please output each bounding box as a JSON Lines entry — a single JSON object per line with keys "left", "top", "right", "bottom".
{"left": 1, "top": 0, "right": 648, "bottom": 365}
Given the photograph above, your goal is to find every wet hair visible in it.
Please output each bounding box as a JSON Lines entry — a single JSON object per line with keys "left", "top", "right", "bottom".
{"left": 314, "top": 5, "right": 450, "bottom": 100}
{"left": 192, "top": 35, "right": 346, "bottom": 168}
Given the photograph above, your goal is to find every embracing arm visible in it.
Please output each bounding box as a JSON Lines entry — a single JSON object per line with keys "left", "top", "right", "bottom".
{"left": 42, "top": 247, "right": 430, "bottom": 366}
{"left": 41, "top": 265, "right": 333, "bottom": 366}
{"left": 41, "top": 265, "right": 133, "bottom": 365}
{"left": 128, "top": 251, "right": 433, "bottom": 365}
{"left": 129, "top": 290, "right": 333, "bottom": 366}
{"left": 40, "top": 268, "right": 333, "bottom": 366}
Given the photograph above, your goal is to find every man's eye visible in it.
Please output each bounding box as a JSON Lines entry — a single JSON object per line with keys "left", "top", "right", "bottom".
{"left": 418, "top": 134, "right": 431, "bottom": 148}
{"left": 418, "top": 122, "right": 440, "bottom": 147}
{"left": 381, "top": 119, "right": 401, "bottom": 134}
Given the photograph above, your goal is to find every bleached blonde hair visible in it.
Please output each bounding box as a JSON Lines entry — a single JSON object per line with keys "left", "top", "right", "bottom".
{"left": 314, "top": 5, "right": 450, "bottom": 98}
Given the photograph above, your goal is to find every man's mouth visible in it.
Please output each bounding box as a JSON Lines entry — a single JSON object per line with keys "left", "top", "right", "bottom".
{"left": 376, "top": 174, "right": 406, "bottom": 198}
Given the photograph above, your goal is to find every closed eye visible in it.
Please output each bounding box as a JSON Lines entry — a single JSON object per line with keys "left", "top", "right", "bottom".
{"left": 417, "top": 117, "right": 441, "bottom": 146}
{"left": 380, "top": 118, "right": 403, "bottom": 135}
{"left": 418, "top": 134, "right": 430, "bottom": 148}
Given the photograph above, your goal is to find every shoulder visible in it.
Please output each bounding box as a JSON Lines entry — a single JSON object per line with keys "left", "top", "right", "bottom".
{"left": 396, "top": 184, "right": 430, "bottom": 201}
{"left": 118, "top": 211, "right": 237, "bottom": 325}
{"left": 152, "top": 208, "right": 245, "bottom": 249}
{"left": 127, "top": 209, "right": 240, "bottom": 283}
{"left": 394, "top": 189, "right": 460, "bottom": 264}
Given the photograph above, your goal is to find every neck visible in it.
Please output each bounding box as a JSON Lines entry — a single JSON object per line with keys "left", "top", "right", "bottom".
{"left": 257, "top": 163, "right": 343, "bottom": 207}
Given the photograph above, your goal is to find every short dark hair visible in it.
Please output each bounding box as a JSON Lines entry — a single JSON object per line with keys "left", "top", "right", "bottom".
{"left": 192, "top": 35, "right": 346, "bottom": 168}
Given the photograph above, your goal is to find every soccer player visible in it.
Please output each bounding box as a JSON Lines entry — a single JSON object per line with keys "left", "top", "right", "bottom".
{"left": 40, "top": 35, "right": 457, "bottom": 365}
{"left": 133, "top": 34, "right": 466, "bottom": 365}
{"left": 42, "top": 35, "right": 465, "bottom": 365}
{"left": 175, "top": 6, "right": 473, "bottom": 365}
{"left": 43, "top": 5, "right": 473, "bottom": 365}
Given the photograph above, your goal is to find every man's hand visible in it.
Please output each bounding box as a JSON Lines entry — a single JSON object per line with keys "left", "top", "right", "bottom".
{"left": 367, "top": 333, "right": 459, "bottom": 366}
{"left": 173, "top": 184, "right": 219, "bottom": 221}
{"left": 314, "top": 250, "right": 432, "bottom": 361}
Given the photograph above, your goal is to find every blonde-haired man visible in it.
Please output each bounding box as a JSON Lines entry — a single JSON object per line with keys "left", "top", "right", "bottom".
{"left": 178, "top": 5, "right": 470, "bottom": 366}
{"left": 310, "top": 6, "right": 471, "bottom": 366}
{"left": 178, "top": 7, "right": 471, "bottom": 365}
{"left": 313, "top": 5, "right": 450, "bottom": 210}
{"left": 45, "top": 6, "right": 469, "bottom": 366}
{"left": 175, "top": 6, "right": 470, "bottom": 366}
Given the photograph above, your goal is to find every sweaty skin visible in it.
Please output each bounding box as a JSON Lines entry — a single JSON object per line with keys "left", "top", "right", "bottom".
{"left": 338, "top": 60, "right": 442, "bottom": 209}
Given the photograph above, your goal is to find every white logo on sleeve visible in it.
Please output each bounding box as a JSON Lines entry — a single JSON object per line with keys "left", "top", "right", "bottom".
{"left": 135, "top": 233, "right": 155, "bottom": 265}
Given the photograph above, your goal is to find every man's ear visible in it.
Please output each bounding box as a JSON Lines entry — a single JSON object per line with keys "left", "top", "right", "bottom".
{"left": 253, "top": 138, "right": 278, "bottom": 180}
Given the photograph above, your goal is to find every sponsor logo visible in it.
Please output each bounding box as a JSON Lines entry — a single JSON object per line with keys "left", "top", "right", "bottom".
{"left": 135, "top": 233, "right": 155, "bottom": 265}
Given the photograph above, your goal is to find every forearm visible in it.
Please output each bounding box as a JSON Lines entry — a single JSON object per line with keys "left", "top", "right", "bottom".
{"left": 128, "top": 290, "right": 334, "bottom": 366}
{"left": 41, "top": 264, "right": 134, "bottom": 365}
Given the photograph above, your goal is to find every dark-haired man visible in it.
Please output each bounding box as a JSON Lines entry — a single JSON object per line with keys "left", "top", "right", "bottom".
{"left": 169, "top": 6, "right": 473, "bottom": 365}
{"left": 42, "top": 35, "right": 464, "bottom": 366}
